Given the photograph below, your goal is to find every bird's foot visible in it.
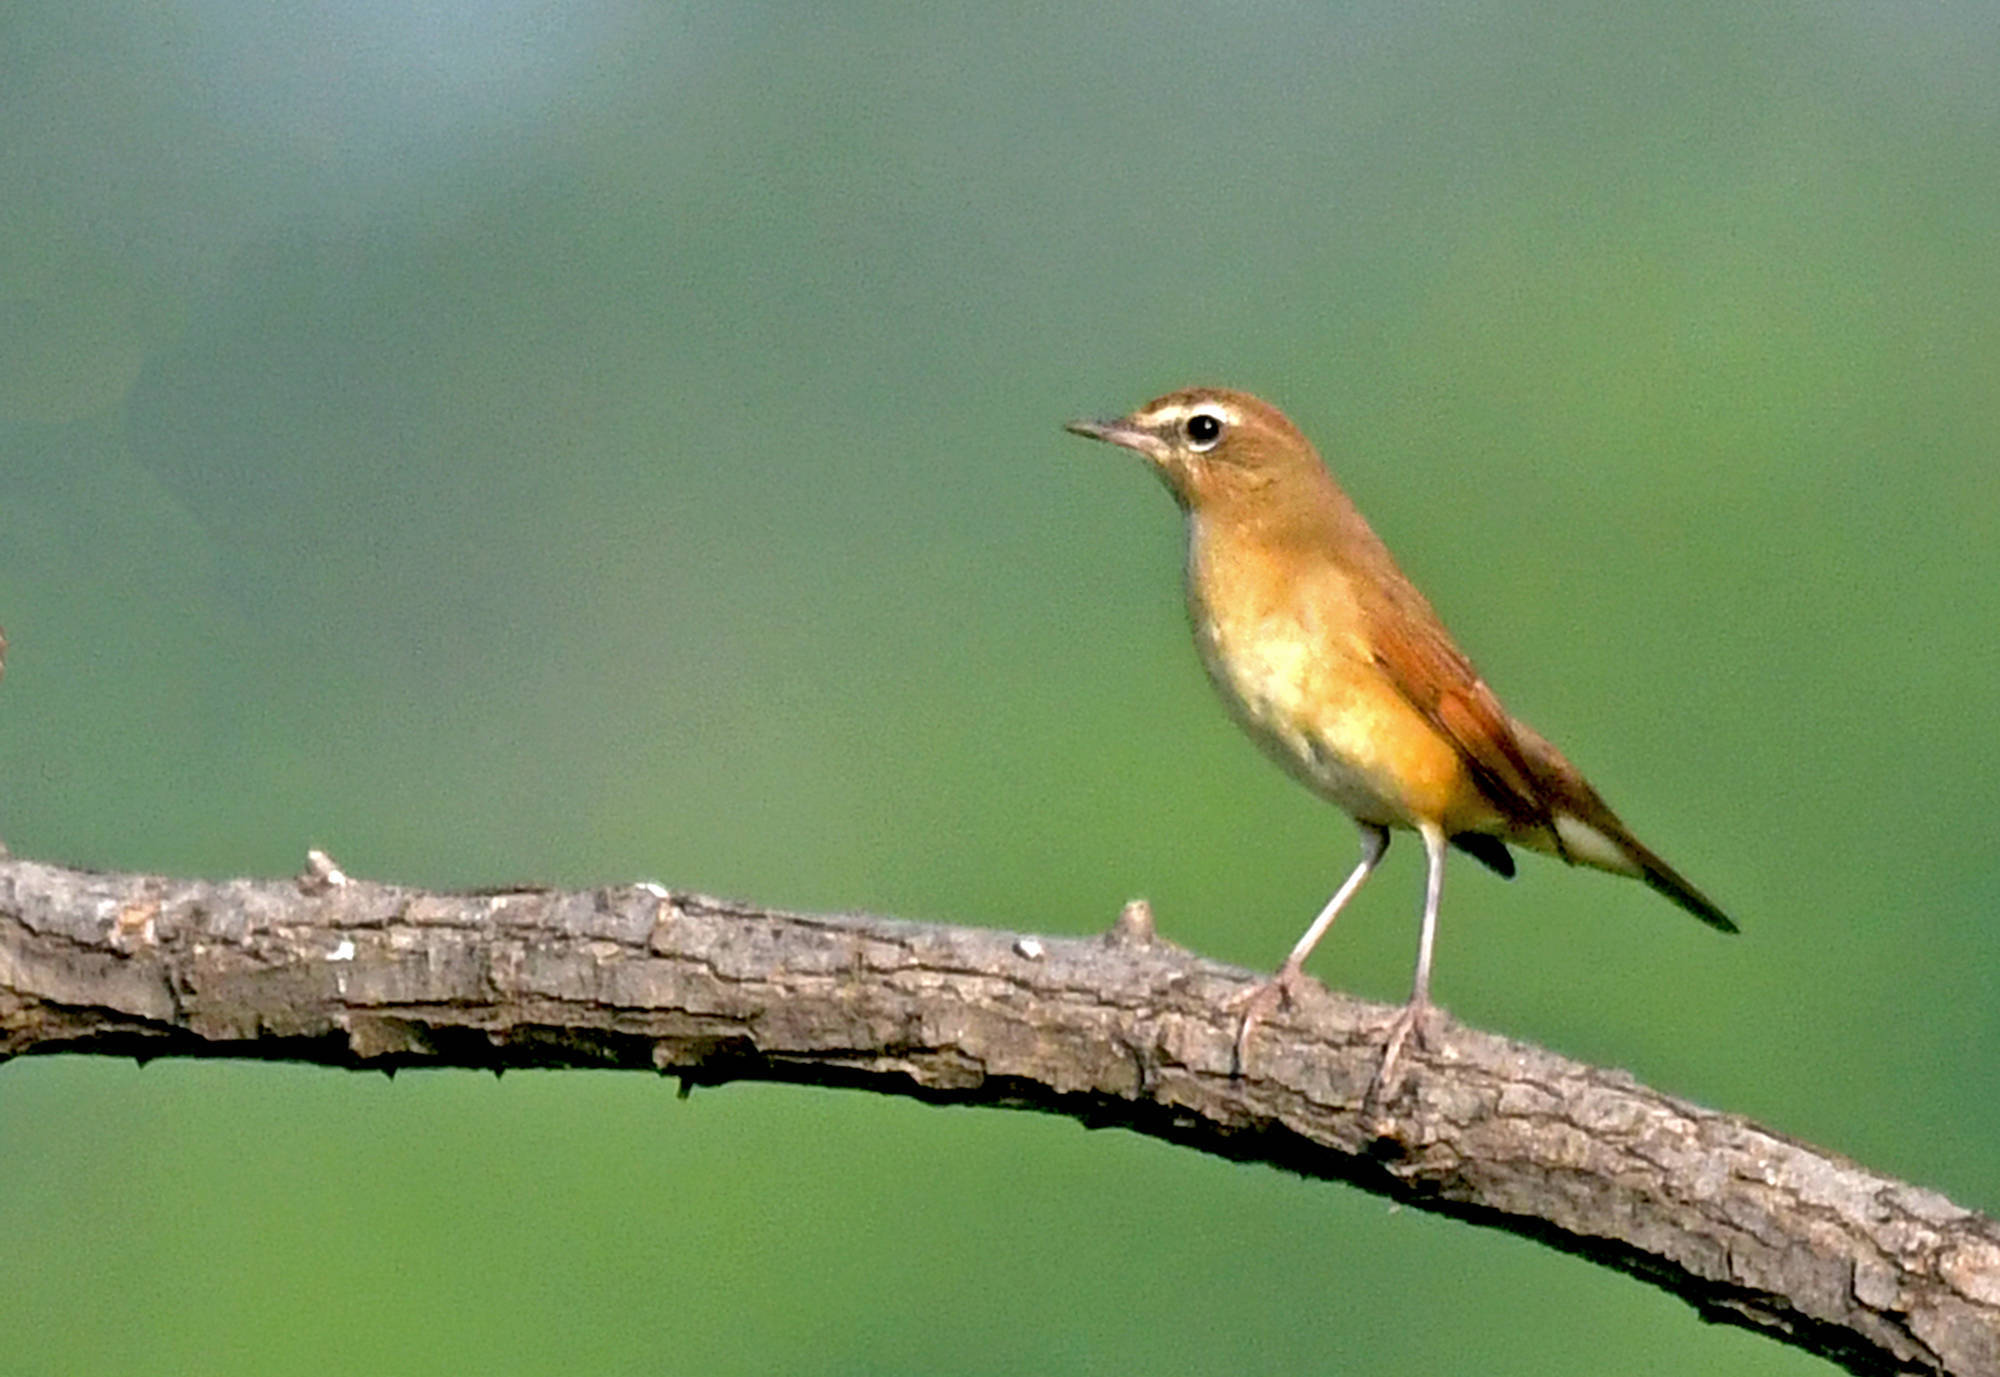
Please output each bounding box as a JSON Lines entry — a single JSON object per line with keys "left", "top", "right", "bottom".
{"left": 1366, "top": 997, "right": 1444, "bottom": 1104}
{"left": 1226, "top": 963, "right": 1316, "bottom": 1078}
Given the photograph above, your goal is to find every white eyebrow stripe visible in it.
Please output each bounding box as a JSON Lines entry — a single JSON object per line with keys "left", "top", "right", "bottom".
{"left": 1136, "top": 398, "right": 1242, "bottom": 431}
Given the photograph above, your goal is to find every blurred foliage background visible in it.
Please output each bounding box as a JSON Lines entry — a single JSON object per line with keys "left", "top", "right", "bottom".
{"left": 2, "top": 4, "right": 1996, "bottom": 1374}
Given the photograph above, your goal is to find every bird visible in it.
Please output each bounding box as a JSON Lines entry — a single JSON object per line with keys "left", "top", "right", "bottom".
{"left": 1065, "top": 388, "right": 1735, "bottom": 1094}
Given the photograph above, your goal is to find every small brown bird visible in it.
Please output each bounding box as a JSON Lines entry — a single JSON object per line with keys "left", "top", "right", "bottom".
{"left": 1066, "top": 388, "right": 1734, "bottom": 1091}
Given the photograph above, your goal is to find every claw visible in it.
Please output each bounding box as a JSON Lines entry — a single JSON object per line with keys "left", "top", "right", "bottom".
{"left": 1368, "top": 998, "right": 1444, "bottom": 1101}
{"left": 1226, "top": 963, "right": 1314, "bottom": 1077}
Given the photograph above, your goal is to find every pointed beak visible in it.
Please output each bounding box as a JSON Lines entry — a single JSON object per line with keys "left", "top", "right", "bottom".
{"left": 1063, "top": 416, "right": 1151, "bottom": 452}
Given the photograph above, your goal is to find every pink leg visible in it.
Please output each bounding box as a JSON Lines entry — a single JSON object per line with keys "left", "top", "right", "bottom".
{"left": 1231, "top": 824, "right": 1390, "bottom": 1075}
{"left": 1374, "top": 820, "right": 1448, "bottom": 1096}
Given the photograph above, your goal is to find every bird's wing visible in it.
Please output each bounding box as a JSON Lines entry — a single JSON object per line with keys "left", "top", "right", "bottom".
{"left": 1355, "top": 566, "right": 1738, "bottom": 932}
{"left": 1357, "top": 578, "right": 1560, "bottom": 838}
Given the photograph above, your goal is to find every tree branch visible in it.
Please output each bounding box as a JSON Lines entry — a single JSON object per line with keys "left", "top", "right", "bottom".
{"left": 0, "top": 854, "right": 1993, "bottom": 1375}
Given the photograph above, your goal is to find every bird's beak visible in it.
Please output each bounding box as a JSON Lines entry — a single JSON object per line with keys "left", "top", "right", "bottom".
{"left": 1063, "top": 416, "right": 1151, "bottom": 453}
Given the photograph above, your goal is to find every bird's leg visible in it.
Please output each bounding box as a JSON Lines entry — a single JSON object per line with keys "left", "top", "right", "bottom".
{"left": 1373, "top": 820, "right": 1449, "bottom": 1097}
{"left": 1230, "top": 823, "right": 1390, "bottom": 1076}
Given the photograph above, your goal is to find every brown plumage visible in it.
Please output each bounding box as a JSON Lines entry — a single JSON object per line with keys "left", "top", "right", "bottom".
{"left": 1066, "top": 387, "right": 1734, "bottom": 1091}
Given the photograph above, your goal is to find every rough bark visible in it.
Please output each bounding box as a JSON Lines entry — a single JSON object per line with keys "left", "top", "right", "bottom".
{"left": 0, "top": 854, "right": 1994, "bottom": 1375}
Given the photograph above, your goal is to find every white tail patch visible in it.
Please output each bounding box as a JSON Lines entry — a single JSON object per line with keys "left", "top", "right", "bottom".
{"left": 1555, "top": 814, "right": 1642, "bottom": 876}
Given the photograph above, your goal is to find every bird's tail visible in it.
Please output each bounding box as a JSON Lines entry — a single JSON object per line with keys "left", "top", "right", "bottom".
{"left": 1511, "top": 718, "right": 1738, "bottom": 934}
{"left": 1554, "top": 808, "right": 1737, "bottom": 933}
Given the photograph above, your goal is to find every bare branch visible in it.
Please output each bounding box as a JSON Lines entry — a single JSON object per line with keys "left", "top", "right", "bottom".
{"left": 1, "top": 855, "right": 1994, "bottom": 1375}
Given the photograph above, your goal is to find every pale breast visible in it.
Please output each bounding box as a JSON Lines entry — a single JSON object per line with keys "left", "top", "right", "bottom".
{"left": 1185, "top": 527, "right": 1427, "bottom": 825}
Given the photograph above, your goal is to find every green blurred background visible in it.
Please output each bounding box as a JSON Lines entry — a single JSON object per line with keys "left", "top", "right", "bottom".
{"left": 2, "top": 4, "right": 1995, "bottom": 1373}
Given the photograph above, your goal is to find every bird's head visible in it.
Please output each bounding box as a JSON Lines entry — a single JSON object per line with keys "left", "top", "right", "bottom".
{"left": 1064, "top": 388, "right": 1327, "bottom": 516}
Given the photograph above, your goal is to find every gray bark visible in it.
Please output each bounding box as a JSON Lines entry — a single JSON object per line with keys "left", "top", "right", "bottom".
{"left": 1, "top": 854, "right": 1994, "bottom": 1375}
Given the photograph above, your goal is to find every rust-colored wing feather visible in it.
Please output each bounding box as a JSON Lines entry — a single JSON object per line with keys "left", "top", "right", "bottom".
{"left": 1372, "top": 608, "right": 1738, "bottom": 932}
{"left": 1293, "top": 471, "right": 1735, "bottom": 932}
{"left": 1356, "top": 573, "right": 1561, "bottom": 842}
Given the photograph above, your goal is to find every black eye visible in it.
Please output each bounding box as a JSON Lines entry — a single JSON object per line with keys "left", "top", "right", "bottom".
{"left": 1184, "top": 411, "right": 1223, "bottom": 449}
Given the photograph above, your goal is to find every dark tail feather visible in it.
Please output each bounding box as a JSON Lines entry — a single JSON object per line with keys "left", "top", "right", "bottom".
{"left": 1630, "top": 840, "right": 1737, "bottom": 934}
{"left": 1451, "top": 832, "right": 1516, "bottom": 878}
{"left": 1501, "top": 714, "right": 1736, "bottom": 933}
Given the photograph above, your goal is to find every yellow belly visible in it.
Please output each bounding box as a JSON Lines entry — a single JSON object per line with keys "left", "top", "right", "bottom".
{"left": 1187, "top": 539, "right": 1489, "bottom": 831}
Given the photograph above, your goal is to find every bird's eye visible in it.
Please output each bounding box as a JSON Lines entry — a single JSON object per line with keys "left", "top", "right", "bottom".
{"left": 1184, "top": 411, "right": 1224, "bottom": 451}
